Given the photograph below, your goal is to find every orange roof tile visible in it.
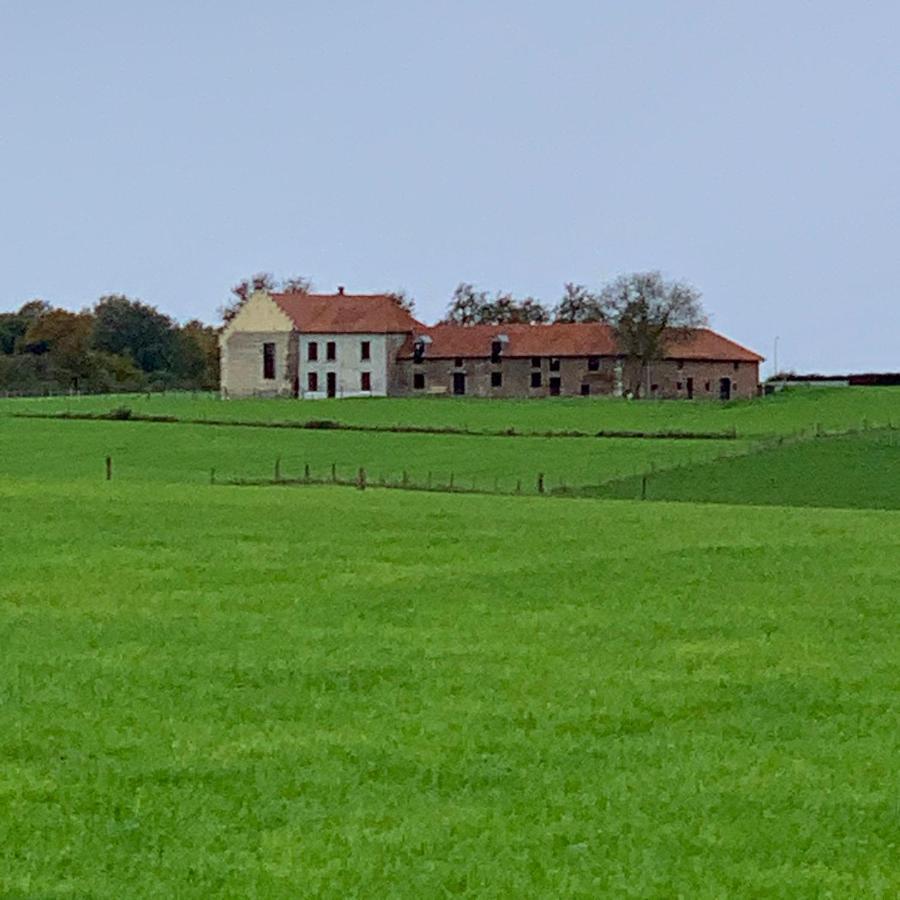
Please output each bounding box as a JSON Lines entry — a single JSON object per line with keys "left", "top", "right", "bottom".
{"left": 399, "top": 323, "right": 763, "bottom": 362}
{"left": 271, "top": 292, "right": 423, "bottom": 334}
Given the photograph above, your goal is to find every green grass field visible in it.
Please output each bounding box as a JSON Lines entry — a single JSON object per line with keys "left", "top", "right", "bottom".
{"left": 594, "top": 430, "right": 900, "bottom": 510}
{"left": 0, "top": 416, "right": 746, "bottom": 493}
{"left": 1, "top": 392, "right": 898, "bottom": 896}
{"left": 2, "top": 385, "right": 898, "bottom": 438}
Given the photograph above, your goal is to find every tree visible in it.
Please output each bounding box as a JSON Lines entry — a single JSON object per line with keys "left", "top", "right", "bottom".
{"left": 441, "top": 283, "right": 489, "bottom": 325}
{"left": 220, "top": 273, "right": 313, "bottom": 323}
{"left": 0, "top": 300, "right": 51, "bottom": 354}
{"left": 554, "top": 283, "right": 607, "bottom": 323}
{"left": 600, "top": 271, "right": 707, "bottom": 397}
{"left": 174, "top": 320, "right": 220, "bottom": 388}
{"left": 480, "top": 293, "right": 550, "bottom": 324}
{"left": 388, "top": 289, "right": 416, "bottom": 316}
{"left": 21, "top": 309, "right": 95, "bottom": 389}
{"left": 442, "top": 285, "right": 549, "bottom": 325}
{"left": 280, "top": 276, "right": 313, "bottom": 295}
{"left": 91, "top": 295, "right": 177, "bottom": 373}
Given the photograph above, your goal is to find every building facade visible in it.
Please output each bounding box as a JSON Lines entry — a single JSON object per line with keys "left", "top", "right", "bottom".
{"left": 220, "top": 291, "right": 763, "bottom": 400}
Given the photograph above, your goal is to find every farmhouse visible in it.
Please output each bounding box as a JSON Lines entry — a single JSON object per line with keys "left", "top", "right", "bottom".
{"left": 220, "top": 289, "right": 763, "bottom": 400}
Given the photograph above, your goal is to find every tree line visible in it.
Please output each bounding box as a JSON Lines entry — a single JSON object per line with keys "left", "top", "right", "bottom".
{"left": 1, "top": 270, "right": 706, "bottom": 396}
{"left": 0, "top": 296, "right": 219, "bottom": 394}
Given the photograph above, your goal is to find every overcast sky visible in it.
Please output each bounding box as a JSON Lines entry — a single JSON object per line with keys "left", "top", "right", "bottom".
{"left": 2, "top": 1, "right": 898, "bottom": 373}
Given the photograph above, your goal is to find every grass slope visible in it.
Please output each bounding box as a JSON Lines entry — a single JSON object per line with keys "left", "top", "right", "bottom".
{"left": 0, "top": 417, "right": 744, "bottom": 493}
{"left": 595, "top": 430, "right": 900, "bottom": 510}
{"left": 2, "top": 386, "right": 898, "bottom": 438}
{"left": 1, "top": 479, "right": 898, "bottom": 897}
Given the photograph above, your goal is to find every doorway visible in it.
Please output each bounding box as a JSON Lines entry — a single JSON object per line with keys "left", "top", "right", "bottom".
{"left": 549, "top": 377, "right": 561, "bottom": 396}
{"left": 327, "top": 372, "right": 337, "bottom": 398}
{"left": 686, "top": 377, "right": 694, "bottom": 400}
{"left": 452, "top": 372, "right": 466, "bottom": 395}
{"left": 719, "top": 377, "right": 731, "bottom": 401}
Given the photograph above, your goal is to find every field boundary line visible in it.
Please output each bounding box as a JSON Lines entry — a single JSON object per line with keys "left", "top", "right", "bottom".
{"left": 8, "top": 410, "right": 744, "bottom": 441}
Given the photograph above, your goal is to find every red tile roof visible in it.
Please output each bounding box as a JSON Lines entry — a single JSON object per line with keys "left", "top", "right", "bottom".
{"left": 271, "top": 292, "right": 423, "bottom": 334}
{"left": 398, "top": 323, "right": 763, "bottom": 362}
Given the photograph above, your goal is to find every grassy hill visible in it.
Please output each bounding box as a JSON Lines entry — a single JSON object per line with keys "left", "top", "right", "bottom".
{"left": 2, "top": 385, "right": 898, "bottom": 438}
{"left": 593, "top": 430, "right": 900, "bottom": 510}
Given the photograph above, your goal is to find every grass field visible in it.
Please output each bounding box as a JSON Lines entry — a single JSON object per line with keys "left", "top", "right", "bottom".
{"left": 0, "top": 416, "right": 746, "bottom": 493}
{"left": 2, "top": 478, "right": 899, "bottom": 897}
{"left": 2, "top": 385, "right": 898, "bottom": 438}
{"left": 593, "top": 430, "right": 900, "bottom": 510}
{"left": 2, "top": 392, "right": 899, "bottom": 896}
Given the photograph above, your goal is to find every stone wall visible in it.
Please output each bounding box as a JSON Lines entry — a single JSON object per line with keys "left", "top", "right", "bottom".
{"left": 396, "top": 356, "right": 759, "bottom": 399}
{"left": 221, "top": 331, "right": 295, "bottom": 398}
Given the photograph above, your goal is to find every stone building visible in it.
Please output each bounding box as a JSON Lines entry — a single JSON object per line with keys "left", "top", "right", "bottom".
{"left": 220, "top": 290, "right": 762, "bottom": 400}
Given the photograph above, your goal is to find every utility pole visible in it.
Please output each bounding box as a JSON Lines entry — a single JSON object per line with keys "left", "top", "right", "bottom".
{"left": 773, "top": 336, "right": 780, "bottom": 386}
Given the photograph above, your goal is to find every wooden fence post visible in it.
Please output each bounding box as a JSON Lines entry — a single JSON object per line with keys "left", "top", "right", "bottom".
{"left": 210, "top": 468, "right": 216, "bottom": 485}
{"left": 331, "top": 462, "right": 337, "bottom": 483}
{"left": 641, "top": 474, "right": 647, "bottom": 500}
{"left": 537, "top": 472, "right": 544, "bottom": 494}
{"left": 357, "top": 467, "right": 366, "bottom": 490}
{"left": 275, "top": 457, "right": 281, "bottom": 482}
{"left": 105, "top": 456, "right": 112, "bottom": 481}
{"left": 304, "top": 463, "right": 310, "bottom": 482}
{"left": 402, "top": 470, "right": 408, "bottom": 488}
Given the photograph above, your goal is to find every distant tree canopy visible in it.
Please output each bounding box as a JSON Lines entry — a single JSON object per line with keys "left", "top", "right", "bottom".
{"left": 553, "top": 283, "right": 607, "bottom": 323}
{"left": 0, "top": 296, "right": 220, "bottom": 395}
{"left": 441, "top": 283, "right": 550, "bottom": 325}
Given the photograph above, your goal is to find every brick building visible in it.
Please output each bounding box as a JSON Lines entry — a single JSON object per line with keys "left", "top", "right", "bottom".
{"left": 220, "top": 290, "right": 762, "bottom": 400}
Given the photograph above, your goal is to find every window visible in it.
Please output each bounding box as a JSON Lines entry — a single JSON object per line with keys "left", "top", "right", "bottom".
{"left": 677, "top": 360, "right": 684, "bottom": 370}
{"left": 454, "top": 357, "right": 463, "bottom": 368}
{"left": 413, "top": 341, "right": 425, "bottom": 364}
{"left": 307, "top": 341, "right": 318, "bottom": 361}
{"left": 705, "top": 381, "right": 711, "bottom": 391}
{"left": 326, "top": 341, "right": 336, "bottom": 361}
{"left": 531, "top": 372, "right": 542, "bottom": 388}
{"left": 581, "top": 384, "right": 590, "bottom": 396}
{"left": 361, "top": 341, "right": 371, "bottom": 361}
{"left": 531, "top": 357, "right": 541, "bottom": 368}
{"left": 413, "top": 372, "right": 425, "bottom": 390}
{"left": 491, "top": 371, "right": 502, "bottom": 388}
{"left": 549, "top": 357, "right": 560, "bottom": 371}
{"left": 360, "top": 371, "right": 371, "bottom": 391}
{"left": 733, "top": 362, "right": 740, "bottom": 371}
{"left": 263, "top": 342, "right": 276, "bottom": 380}
{"left": 588, "top": 356, "right": 599, "bottom": 371}
{"left": 676, "top": 381, "right": 683, "bottom": 391}
{"left": 651, "top": 383, "right": 659, "bottom": 393}
{"left": 491, "top": 341, "right": 502, "bottom": 363}
{"left": 307, "top": 371, "right": 318, "bottom": 392}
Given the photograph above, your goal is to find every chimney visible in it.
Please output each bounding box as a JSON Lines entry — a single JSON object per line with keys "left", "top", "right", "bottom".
{"left": 337, "top": 285, "right": 345, "bottom": 295}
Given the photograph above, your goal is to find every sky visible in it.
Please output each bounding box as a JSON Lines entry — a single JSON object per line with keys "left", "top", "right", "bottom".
{"left": 1, "top": 1, "right": 898, "bottom": 374}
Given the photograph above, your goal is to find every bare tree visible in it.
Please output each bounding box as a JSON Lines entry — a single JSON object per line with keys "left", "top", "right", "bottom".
{"left": 600, "top": 271, "right": 707, "bottom": 397}
{"left": 441, "top": 283, "right": 490, "bottom": 325}
{"left": 553, "top": 283, "right": 607, "bottom": 323}
{"left": 388, "top": 289, "right": 416, "bottom": 316}
{"left": 220, "top": 273, "right": 312, "bottom": 323}
{"left": 281, "top": 276, "right": 313, "bottom": 295}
